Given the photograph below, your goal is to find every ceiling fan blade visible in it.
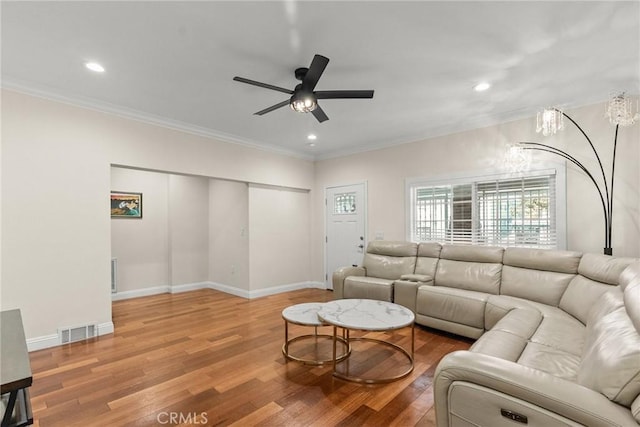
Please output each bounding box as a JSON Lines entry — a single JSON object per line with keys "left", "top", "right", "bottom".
{"left": 233, "top": 76, "right": 294, "bottom": 95}
{"left": 254, "top": 100, "right": 290, "bottom": 116}
{"left": 311, "top": 105, "right": 329, "bottom": 123}
{"left": 316, "top": 90, "right": 374, "bottom": 99}
{"left": 302, "top": 55, "right": 329, "bottom": 91}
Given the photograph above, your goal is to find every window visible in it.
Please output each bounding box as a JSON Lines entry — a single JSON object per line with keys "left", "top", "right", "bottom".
{"left": 407, "top": 169, "right": 564, "bottom": 249}
{"left": 334, "top": 192, "right": 357, "bottom": 214}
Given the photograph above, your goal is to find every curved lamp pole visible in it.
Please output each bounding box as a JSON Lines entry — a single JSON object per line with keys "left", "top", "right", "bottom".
{"left": 512, "top": 95, "right": 637, "bottom": 256}
{"left": 517, "top": 110, "right": 617, "bottom": 254}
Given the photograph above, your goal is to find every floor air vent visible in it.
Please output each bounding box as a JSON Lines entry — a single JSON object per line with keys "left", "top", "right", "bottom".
{"left": 59, "top": 324, "right": 98, "bottom": 344}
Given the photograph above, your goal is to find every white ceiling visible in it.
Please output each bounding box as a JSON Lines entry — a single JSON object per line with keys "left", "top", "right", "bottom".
{"left": 2, "top": 1, "right": 639, "bottom": 160}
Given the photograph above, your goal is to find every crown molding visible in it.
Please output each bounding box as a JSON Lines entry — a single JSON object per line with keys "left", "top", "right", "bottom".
{"left": 1, "top": 79, "right": 315, "bottom": 161}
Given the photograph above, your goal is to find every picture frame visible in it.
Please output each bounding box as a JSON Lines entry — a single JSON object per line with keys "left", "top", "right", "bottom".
{"left": 111, "top": 191, "right": 143, "bottom": 218}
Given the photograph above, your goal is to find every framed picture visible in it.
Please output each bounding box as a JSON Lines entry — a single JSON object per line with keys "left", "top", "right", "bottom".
{"left": 111, "top": 191, "right": 142, "bottom": 218}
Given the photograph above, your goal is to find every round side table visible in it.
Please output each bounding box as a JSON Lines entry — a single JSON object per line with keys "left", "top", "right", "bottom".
{"left": 282, "top": 302, "right": 350, "bottom": 365}
{"left": 318, "top": 299, "right": 415, "bottom": 383}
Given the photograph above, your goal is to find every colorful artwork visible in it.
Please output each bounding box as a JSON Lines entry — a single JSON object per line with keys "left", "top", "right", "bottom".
{"left": 111, "top": 192, "right": 142, "bottom": 218}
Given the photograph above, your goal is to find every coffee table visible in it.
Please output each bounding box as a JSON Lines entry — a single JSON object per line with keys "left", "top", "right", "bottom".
{"left": 317, "top": 299, "right": 415, "bottom": 384}
{"left": 281, "top": 302, "right": 350, "bottom": 365}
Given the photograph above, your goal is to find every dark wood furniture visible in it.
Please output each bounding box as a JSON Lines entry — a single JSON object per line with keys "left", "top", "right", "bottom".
{"left": 1, "top": 309, "right": 33, "bottom": 427}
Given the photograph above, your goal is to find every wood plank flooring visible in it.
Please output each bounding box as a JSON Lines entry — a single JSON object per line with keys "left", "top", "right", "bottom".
{"left": 28, "top": 289, "right": 472, "bottom": 426}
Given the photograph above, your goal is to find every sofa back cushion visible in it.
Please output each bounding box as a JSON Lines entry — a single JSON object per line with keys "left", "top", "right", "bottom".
{"left": 503, "top": 247, "right": 581, "bottom": 273}
{"left": 500, "top": 266, "right": 574, "bottom": 307}
{"left": 362, "top": 240, "right": 418, "bottom": 280}
{"left": 577, "top": 263, "right": 640, "bottom": 407}
{"left": 435, "top": 245, "right": 504, "bottom": 294}
{"left": 500, "top": 248, "right": 581, "bottom": 307}
{"left": 621, "top": 261, "right": 640, "bottom": 332}
{"left": 414, "top": 242, "right": 442, "bottom": 278}
{"left": 559, "top": 254, "right": 637, "bottom": 324}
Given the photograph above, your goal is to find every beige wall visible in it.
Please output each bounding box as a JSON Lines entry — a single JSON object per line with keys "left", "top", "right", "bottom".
{"left": 1, "top": 89, "right": 314, "bottom": 342}
{"left": 248, "top": 184, "right": 312, "bottom": 290}
{"left": 112, "top": 168, "right": 313, "bottom": 297}
{"left": 111, "top": 168, "right": 171, "bottom": 292}
{"left": 209, "top": 179, "right": 249, "bottom": 290}
{"left": 169, "top": 174, "right": 210, "bottom": 285}
{"left": 2, "top": 92, "right": 112, "bottom": 340}
{"left": 312, "top": 101, "right": 640, "bottom": 282}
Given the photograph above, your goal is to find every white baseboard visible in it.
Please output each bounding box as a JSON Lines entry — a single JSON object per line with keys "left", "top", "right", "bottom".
{"left": 207, "top": 282, "right": 250, "bottom": 298}
{"left": 245, "top": 281, "right": 326, "bottom": 298}
{"left": 112, "top": 281, "right": 327, "bottom": 301}
{"left": 170, "top": 281, "right": 211, "bottom": 294}
{"left": 26, "top": 333, "right": 59, "bottom": 352}
{"left": 27, "top": 321, "right": 115, "bottom": 352}
{"left": 111, "top": 285, "right": 170, "bottom": 301}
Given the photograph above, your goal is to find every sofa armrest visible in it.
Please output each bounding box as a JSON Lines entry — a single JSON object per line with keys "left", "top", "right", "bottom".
{"left": 332, "top": 266, "right": 365, "bottom": 299}
{"left": 434, "top": 351, "right": 637, "bottom": 427}
{"left": 394, "top": 279, "right": 433, "bottom": 312}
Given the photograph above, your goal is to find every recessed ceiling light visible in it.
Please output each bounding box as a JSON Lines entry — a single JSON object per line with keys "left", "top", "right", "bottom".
{"left": 307, "top": 134, "right": 317, "bottom": 140}
{"left": 308, "top": 142, "right": 316, "bottom": 147}
{"left": 85, "top": 62, "right": 105, "bottom": 73}
{"left": 473, "top": 82, "right": 491, "bottom": 92}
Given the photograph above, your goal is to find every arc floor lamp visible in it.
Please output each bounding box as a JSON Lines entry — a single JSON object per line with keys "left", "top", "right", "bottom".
{"left": 507, "top": 93, "right": 638, "bottom": 255}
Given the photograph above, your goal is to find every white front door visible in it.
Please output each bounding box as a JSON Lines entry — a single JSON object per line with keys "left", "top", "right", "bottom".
{"left": 325, "top": 183, "right": 367, "bottom": 289}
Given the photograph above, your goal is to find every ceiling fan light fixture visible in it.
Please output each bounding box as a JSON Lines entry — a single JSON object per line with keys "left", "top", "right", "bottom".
{"left": 290, "top": 92, "right": 317, "bottom": 113}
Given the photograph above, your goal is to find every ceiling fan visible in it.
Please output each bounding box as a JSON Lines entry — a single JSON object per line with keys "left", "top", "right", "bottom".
{"left": 233, "top": 54, "right": 374, "bottom": 123}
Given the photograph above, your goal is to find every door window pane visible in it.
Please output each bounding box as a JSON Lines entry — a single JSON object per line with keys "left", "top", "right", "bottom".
{"left": 334, "top": 192, "right": 356, "bottom": 214}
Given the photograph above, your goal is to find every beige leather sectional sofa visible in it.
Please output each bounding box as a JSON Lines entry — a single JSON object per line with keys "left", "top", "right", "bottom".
{"left": 332, "top": 240, "right": 640, "bottom": 426}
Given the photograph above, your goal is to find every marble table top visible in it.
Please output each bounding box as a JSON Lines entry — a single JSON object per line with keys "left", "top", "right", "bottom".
{"left": 317, "top": 299, "right": 414, "bottom": 331}
{"left": 282, "top": 302, "right": 326, "bottom": 326}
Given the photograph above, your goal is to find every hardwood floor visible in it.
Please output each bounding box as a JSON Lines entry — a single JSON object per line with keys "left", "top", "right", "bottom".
{"left": 28, "top": 289, "right": 472, "bottom": 426}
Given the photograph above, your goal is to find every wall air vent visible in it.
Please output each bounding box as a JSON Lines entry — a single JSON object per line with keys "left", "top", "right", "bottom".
{"left": 58, "top": 323, "right": 98, "bottom": 344}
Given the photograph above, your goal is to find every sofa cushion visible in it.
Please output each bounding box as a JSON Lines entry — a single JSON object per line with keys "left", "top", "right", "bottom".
{"left": 517, "top": 342, "right": 581, "bottom": 380}
{"left": 577, "top": 265, "right": 640, "bottom": 407}
{"left": 366, "top": 240, "right": 418, "bottom": 257}
{"left": 578, "top": 302, "right": 640, "bottom": 406}
{"left": 578, "top": 253, "right": 637, "bottom": 285}
{"left": 417, "top": 286, "right": 489, "bottom": 329}
{"left": 503, "top": 247, "right": 581, "bottom": 274}
{"left": 435, "top": 259, "right": 502, "bottom": 294}
{"left": 362, "top": 241, "right": 417, "bottom": 280}
{"left": 414, "top": 242, "right": 442, "bottom": 277}
{"left": 559, "top": 275, "right": 616, "bottom": 325}
{"left": 529, "top": 313, "right": 585, "bottom": 356}
{"left": 417, "top": 241, "right": 442, "bottom": 258}
{"left": 485, "top": 295, "right": 586, "bottom": 355}
{"left": 559, "top": 254, "right": 637, "bottom": 324}
{"left": 501, "top": 265, "right": 574, "bottom": 307}
{"left": 470, "top": 307, "right": 542, "bottom": 362}
{"left": 489, "top": 306, "right": 542, "bottom": 340}
{"left": 621, "top": 261, "right": 640, "bottom": 332}
{"left": 440, "top": 244, "right": 504, "bottom": 264}
{"left": 343, "top": 276, "right": 394, "bottom": 301}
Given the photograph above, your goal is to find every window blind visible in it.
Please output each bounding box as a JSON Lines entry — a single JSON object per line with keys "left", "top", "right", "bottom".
{"left": 410, "top": 172, "right": 557, "bottom": 249}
